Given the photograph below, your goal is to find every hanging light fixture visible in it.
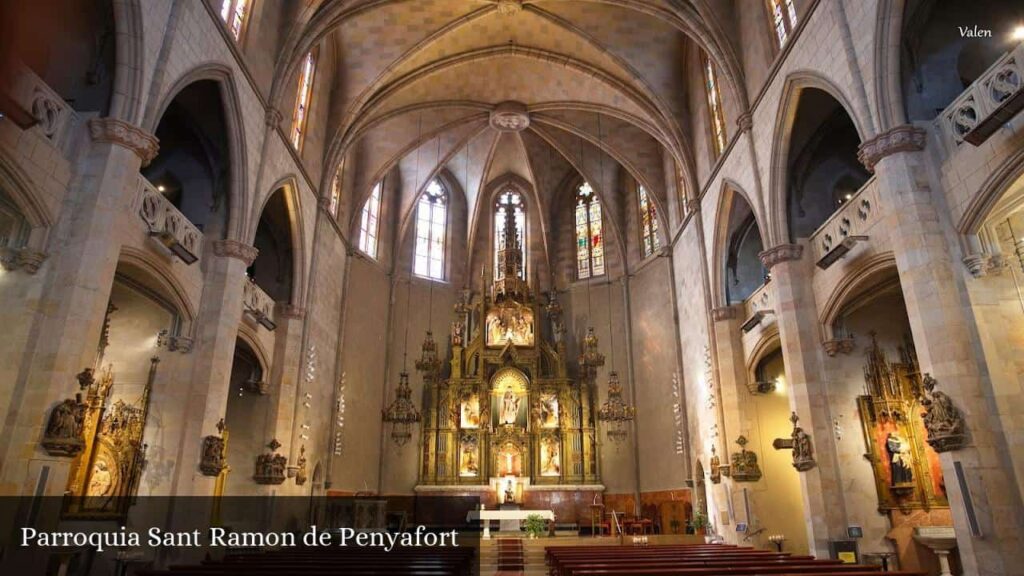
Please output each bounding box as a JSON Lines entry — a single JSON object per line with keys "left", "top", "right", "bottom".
{"left": 415, "top": 277, "right": 442, "bottom": 377}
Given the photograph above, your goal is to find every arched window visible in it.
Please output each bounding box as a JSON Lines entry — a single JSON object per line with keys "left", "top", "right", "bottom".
{"left": 290, "top": 51, "right": 316, "bottom": 151}
{"left": 702, "top": 52, "right": 727, "bottom": 156}
{"left": 638, "top": 185, "right": 660, "bottom": 258}
{"left": 359, "top": 181, "right": 382, "bottom": 259}
{"left": 413, "top": 180, "right": 447, "bottom": 280}
{"left": 575, "top": 182, "right": 605, "bottom": 280}
{"left": 220, "top": 0, "right": 252, "bottom": 41}
{"left": 494, "top": 189, "right": 526, "bottom": 280}
{"left": 766, "top": 0, "right": 798, "bottom": 48}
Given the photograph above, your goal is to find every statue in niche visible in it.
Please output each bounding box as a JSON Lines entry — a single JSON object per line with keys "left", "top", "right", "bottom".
{"left": 500, "top": 388, "right": 521, "bottom": 425}
{"left": 504, "top": 480, "right": 515, "bottom": 504}
{"left": 87, "top": 461, "right": 114, "bottom": 497}
{"left": 885, "top": 432, "right": 913, "bottom": 485}
{"left": 919, "top": 374, "right": 966, "bottom": 452}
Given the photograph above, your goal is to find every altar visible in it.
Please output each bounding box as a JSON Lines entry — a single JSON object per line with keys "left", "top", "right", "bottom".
{"left": 467, "top": 507, "right": 555, "bottom": 539}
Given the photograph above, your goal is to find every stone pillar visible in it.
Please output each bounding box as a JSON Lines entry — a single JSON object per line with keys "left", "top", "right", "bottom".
{"left": 759, "top": 243, "right": 847, "bottom": 558}
{"left": 0, "top": 118, "right": 157, "bottom": 493}
{"left": 711, "top": 305, "right": 750, "bottom": 451}
{"left": 169, "top": 240, "right": 256, "bottom": 496}
{"left": 269, "top": 303, "right": 305, "bottom": 486}
{"left": 861, "top": 125, "right": 1024, "bottom": 575}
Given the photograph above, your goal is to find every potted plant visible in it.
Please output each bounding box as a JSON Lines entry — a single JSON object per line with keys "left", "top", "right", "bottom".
{"left": 691, "top": 512, "right": 710, "bottom": 537}
{"left": 523, "top": 514, "right": 546, "bottom": 539}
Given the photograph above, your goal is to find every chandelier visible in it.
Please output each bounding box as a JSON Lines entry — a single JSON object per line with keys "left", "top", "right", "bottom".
{"left": 597, "top": 370, "right": 635, "bottom": 443}
{"left": 381, "top": 370, "right": 421, "bottom": 447}
{"left": 415, "top": 330, "right": 442, "bottom": 377}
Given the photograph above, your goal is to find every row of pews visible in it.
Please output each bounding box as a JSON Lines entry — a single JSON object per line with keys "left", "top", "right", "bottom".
{"left": 545, "top": 543, "right": 924, "bottom": 576}
{"left": 138, "top": 545, "right": 476, "bottom": 576}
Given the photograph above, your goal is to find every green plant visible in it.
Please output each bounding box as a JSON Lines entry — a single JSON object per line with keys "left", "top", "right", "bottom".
{"left": 691, "top": 512, "right": 710, "bottom": 533}
{"left": 523, "top": 514, "right": 547, "bottom": 538}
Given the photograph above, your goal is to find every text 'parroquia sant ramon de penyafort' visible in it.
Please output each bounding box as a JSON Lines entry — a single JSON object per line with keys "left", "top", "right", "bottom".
{"left": 1, "top": 0, "right": 1024, "bottom": 575}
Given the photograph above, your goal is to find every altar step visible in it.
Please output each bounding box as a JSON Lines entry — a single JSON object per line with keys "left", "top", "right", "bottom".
{"left": 480, "top": 537, "right": 548, "bottom": 576}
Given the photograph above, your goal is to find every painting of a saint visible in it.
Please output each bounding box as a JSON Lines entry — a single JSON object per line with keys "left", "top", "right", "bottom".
{"left": 886, "top": 432, "right": 913, "bottom": 485}
{"left": 539, "top": 392, "right": 559, "bottom": 428}
{"left": 541, "top": 438, "right": 561, "bottom": 477}
{"left": 459, "top": 436, "right": 479, "bottom": 477}
{"left": 87, "top": 460, "right": 114, "bottom": 497}
{"left": 460, "top": 393, "right": 480, "bottom": 429}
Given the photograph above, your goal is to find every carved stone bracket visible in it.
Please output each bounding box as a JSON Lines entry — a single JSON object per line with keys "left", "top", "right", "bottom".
{"left": 265, "top": 107, "right": 283, "bottom": 129}
{"left": 857, "top": 125, "right": 927, "bottom": 172}
{"left": 275, "top": 302, "right": 306, "bottom": 321}
{"left": 711, "top": 306, "right": 737, "bottom": 322}
{"left": 168, "top": 335, "right": 194, "bottom": 353}
{"left": 962, "top": 253, "right": 1006, "bottom": 278}
{"left": 88, "top": 117, "right": 160, "bottom": 166}
{"left": 213, "top": 240, "right": 259, "bottom": 266}
{"left": 0, "top": 247, "right": 48, "bottom": 274}
{"left": 823, "top": 338, "right": 856, "bottom": 357}
{"left": 919, "top": 374, "right": 967, "bottom": 453}
{"left": 758, "top": 243, "right": 803, "bottom": 270}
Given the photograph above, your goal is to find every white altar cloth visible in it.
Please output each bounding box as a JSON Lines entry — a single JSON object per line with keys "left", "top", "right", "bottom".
{"left": 466, "top": 509, "right": 554, "bottom": 538}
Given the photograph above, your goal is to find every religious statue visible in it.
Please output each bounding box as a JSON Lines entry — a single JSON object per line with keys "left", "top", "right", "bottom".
{"left": 87, "top": 461, "right": 114, "bottom": 497}
{"left": 539, "top": 393, "right": 559, "bottom": 428}
{"left": 542, "top": 438, "right": 561, "bottom": 476}
{"left": 294, "top": 445, "right": 308, "bottom": 486}
{"left": 729, "top": 436, "right": 762, "bottom": 482}
{"left": 919, "top": 374, "right": 966, "bottom": 452}
{"left": 254, "top": 440, "right": 287, "bottom": 485}
{"left": 41, "top": 396, "right": 86, "bottom": 456}
{"left": 504, "top": 480, "right": 515, "bottom": 504}
{"left": 709, "top": 446, "right": 722, "bottom": 484}
{"left": 790, "top": 413, "right": 816, "bottom": 472}
{"left": 200, "top": 435, "right": 227, "bottom": 476}
{"left": 885, "top": 432, "right": 913, "bottom": 485}
{"left": 500, "top": 389, "right": 521, "bottom": 425}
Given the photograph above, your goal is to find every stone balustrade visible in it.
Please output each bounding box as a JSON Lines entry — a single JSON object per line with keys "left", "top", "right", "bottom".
{"left": 242, "top": 277, "right": 276, "bottom": 330}
{"left": 8, "top": 62, "right": 76, "bottom": 153}
{"left": 809, "top": 176, "right": 880, "bottom": 263}
{"left": 742, "top": 279, "right": 774, "bottom": 323}
{"left": 939, "top": 42, "right": 1024, "bottom": 148}
{"left": 135, "top": 175, "right": 203, "bottom": 264}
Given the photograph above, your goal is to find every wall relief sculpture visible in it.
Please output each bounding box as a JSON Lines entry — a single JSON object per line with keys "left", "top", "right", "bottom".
{"left": 918, "top": 374, "right": 967, "bottom": 453}
{"left": 729, "top": 436, "right": 762, "bottom": 482}
{"left": 42, "top": 396, "right": 87, "bottom": 456}
{"left": 200, "top": 419, "right": 228, "bottom": 477}
{"left": 254, "top": 439, "right": 287, "bottom": 485}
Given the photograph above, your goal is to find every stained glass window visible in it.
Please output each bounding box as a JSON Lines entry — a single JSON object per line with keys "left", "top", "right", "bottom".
{"left": 290, "top": 51, "right": 316, "bottom": 151}
{"left": 359, "top": 181, "right": 382, "bottom": 259}
{"left": 638, "top": 185, "right": 660, "bottom": 258}
{"left": 703, "top": 52, "right": 727, "bottom": 156}
{"left": 767, "top": 0, "right": 798, "bottom": 48}
{"left": 414, "top": 179, "right": 446, "bottom": 280}
{"left": 220, "top": 0, "right": 251, "bottom": 41}
{"left": 494, "top": 189, "right": 526, "bottom": 280}
{"left": 575, "top": 182, "right": 604, "bottom": 280}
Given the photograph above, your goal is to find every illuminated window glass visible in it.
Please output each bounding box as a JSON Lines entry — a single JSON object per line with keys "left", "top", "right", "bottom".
{"left": 290, "top": 51, "right": 316, "bottom": 151}
{"left": 767, "top": 0, "right": 798, "bottom": 48}
{"left": 703, "top": 52, "right": 728, "bottom": 156}
{"left": 638, "top": 185, "right": 660, "bottom": 258}
{"left": 359, "top": 181, "right": 382, "bottom": 259}
{"left": 413, "top": 180, "right": 447, "bottom": 280}
{"left": 220, "top": 0, "right": 251, "bottom": 41}
{"left": 494, "top": 189, "right": 526, "bottom": 280}
{"left": 575, "top": 182, "right": 604, "bottom": 280}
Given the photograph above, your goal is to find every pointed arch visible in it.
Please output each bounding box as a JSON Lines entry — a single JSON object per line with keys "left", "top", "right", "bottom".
{"left": 711, "top": 180, "right": 767, "bottom": 308}
{"left": 817, "top": 252, "right": 900, "bottom": 343}
{"left": 250, "top": 176, "right": 307, "bottom": 306}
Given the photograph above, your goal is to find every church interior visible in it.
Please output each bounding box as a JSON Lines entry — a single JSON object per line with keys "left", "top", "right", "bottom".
{"left": 1, "top": 0, "right": 1024, "bottom": 575}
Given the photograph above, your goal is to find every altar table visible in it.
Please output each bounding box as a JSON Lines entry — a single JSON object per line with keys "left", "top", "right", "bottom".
{"left": 466, "top": 509, "right": 555, "bottom": 538}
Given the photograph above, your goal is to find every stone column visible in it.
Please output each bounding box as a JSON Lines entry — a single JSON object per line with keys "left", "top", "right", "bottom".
{"left": 169, "top": 239, "right": 256, "bottom": 496}
{"left": 268, "top": 303, "right": 305, "bottom": 488}
{"left": 0, "top": 118, "right": 157, "bottom": 493}
{"left": 860, "top": 125, "right": 1024, "bottom": 575}
{"left": 759, "top": 244, "right": 847, "bottom": 558}
{"left": 711, "top": 305, "right": 750, "bottom": 453}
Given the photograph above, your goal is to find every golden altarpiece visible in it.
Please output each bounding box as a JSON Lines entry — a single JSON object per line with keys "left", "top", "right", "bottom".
{"left": 417, "top": 208, "right": 600, "bottom": 500}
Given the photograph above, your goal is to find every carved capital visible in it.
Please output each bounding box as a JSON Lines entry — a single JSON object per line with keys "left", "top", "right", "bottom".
{"left": 265, "top": 107, "right": 283, "bottom": 129}
{"left": 275, "top": 302, "right": 306, "bottom": 320}
{"left": 212, "top": 240, "right": 258, "bottom": 266}
{"left": 87, "top": 117, "right": 160, "bottom": 166}
{"left": 711, "top": 306, "right": 737, "bottom": 322}
{"left": 857, "top": 125, "right": 927, "bottom": 172}
{"left": 168, "top": 335, "right": 194, "bottom": 353}
{"left": 758, "top": 243, "right": 803, "bottom": 270}
{"left": 823, "top": 338, "right": 855, "bottom": 357}
{"left": 736, "top": 112, "right": 753, "bottom": 133}
{"left": 0, "top": 247, "right": 48, "bottom": 274}
{"left": 962, "top": 253, "right": 1006, "bottom": 278}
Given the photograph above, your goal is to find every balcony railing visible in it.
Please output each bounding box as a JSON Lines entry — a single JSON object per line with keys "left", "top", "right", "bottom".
{"left": 135, "top": 176, "right": 202, "bottom": 264}
{"left": 742, "top": 280, "right": 774, "bottom": 324}
{"left": 809, "top": 176, "right": 880, "bottom": 264}
{"left": 242, "top": 278, "right": 276, "bottom": 331}
{"left": 939, "top": 42, "right": 1024, "bottom": 147}
{"left": 8, "top": 62, "right": 75, "bottom": 153}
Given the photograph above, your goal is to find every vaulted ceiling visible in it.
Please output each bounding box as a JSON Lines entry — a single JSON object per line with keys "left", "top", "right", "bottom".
{"left": 271, "top": 0, "right": 747, "bottom": 271}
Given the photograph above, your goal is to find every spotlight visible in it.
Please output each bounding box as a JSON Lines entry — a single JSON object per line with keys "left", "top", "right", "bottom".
{"left": 1012, "top": 25, "right": 1024, "bottom": 42}
{"left": 157, "top": 185, "right": 166, "bottom": 192}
